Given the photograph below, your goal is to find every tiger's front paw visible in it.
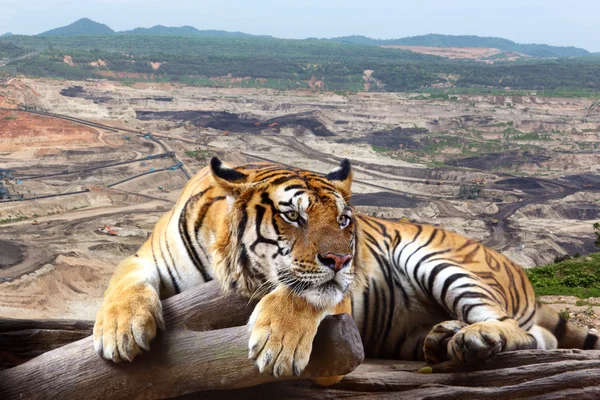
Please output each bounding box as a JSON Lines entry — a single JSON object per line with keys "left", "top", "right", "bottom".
{"left": 247, "top": 290, "right": 321, "bottom": 377}
{"left": 93, "top": 283, "right": 164, "bottom": 363}
{"left": 447, "top": 321, "right": 505, "bottom": 364}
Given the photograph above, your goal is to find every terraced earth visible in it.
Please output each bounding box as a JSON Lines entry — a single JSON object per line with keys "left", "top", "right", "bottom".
{"left": 0, "top": 77, "right": 598, "bottom": 321}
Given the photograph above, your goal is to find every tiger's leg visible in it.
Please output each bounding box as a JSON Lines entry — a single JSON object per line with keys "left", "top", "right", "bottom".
{"left": 416, "top": 267, "right": 538, "bottom": 365}
{"left": 93, "top": 250, "right": 164, "bottom": 362}
{"left": 446, "top": 318, "right": 538, "bottom": 364}
{"left": 248, "top": 286, "right": 329, "bottom": 377}
{"left": 314, "top": 297, "right": 353, "bottom": 386}
{"left": 423, "top": 320, "right": 468, "bottom": 365}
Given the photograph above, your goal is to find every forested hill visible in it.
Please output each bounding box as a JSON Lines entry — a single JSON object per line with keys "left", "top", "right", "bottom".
{"left": 330, "top": 34, "right": 591, "bottom": 58}
{"left": 120, "top": 25, "right": 271, "bottom": 38}
{"left": 17, "top": 18, "right": 595, "bottom": 58}
{"left": 2, "top": 34, "right": 600, "bottom": 93}
{"left": 39, "top": 18, "right": 114, "bottom": 37}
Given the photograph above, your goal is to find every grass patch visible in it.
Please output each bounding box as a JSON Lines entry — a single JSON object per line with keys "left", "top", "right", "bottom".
{"left": 2, "top": 116, "right": 17, "bottom": 121}
{"left": 527, "top": 253, "right": 600, "bottom": 298}
{"left": 371, "top": 145, "right": 392, "bottom": 153}
{"left": 0, "top": 215, "right": 29, "bottom": 224}
{"left": 185, "top": 148, "right": 212, "bottom": 163}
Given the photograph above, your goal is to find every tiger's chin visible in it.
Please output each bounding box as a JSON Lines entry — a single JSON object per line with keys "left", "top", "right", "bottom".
{"left": 301, "top": 281, "right": 346, "bottom": 310}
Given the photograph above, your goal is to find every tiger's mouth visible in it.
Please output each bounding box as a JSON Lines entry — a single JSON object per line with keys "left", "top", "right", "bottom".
{"left": 281, "top": 264, "right": 352, "bottom": 296}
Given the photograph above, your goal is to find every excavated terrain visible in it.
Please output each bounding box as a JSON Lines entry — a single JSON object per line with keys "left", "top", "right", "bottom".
{"left": 0, "top": 77, "right": 598, "bottom": 321}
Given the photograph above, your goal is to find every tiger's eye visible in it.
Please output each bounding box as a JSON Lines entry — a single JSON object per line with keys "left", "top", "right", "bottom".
{"left": 285, "top": 211, "right": 299, "bottom": 221}
{"left": 338, "top": 215, "right": 351, "bottom": 228}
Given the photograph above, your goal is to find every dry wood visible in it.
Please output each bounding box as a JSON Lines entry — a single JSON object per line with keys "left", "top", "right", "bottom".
{"left": 0, "top": 282, "right": 364, "bottom": 399}
{"left": 177, "top": 352, "right": 600, "bottom": 400}
{"left": 0, "top": 319, "right": 93, "bottom": 369}
{"left": 0, "top": 281, "right": 253, "bottom": 368}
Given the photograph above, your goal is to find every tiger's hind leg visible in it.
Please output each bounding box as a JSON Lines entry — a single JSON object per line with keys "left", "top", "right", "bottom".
{"left": 447, "top": 319, "right": 538, "bottom": 365}
{"left": 423, "top": 320, "right": 468, "bottom": 365}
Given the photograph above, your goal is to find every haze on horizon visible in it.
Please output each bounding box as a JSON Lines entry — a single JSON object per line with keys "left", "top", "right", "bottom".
{"left": 1, "top": 0, "right": 599, "bottom": 52}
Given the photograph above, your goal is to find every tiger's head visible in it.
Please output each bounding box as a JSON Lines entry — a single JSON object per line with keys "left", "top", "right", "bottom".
{"left": 210, "top": 157, "right": 365, "bottom": 309}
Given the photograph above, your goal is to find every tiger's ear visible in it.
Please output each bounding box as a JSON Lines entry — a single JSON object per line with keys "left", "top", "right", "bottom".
{"left": 210, "top": 157, "right": 250, "bottom": 196}
{"left": 325, "top": 159, "right": 353, "bottom": 199}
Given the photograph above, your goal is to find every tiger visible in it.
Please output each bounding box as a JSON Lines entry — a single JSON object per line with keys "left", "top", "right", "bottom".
{"left": 93, "top": 157, "right": 600, "bottom": 380}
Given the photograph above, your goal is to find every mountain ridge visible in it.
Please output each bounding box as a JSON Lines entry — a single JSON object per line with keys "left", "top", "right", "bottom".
{"left": 39, "top": 18, "right": 114, "bottom": 36}
{"left": 16, "top": 18, "right": 595, "bottom": 58}
{"left": 120, "top": 25, "right": 272, "bottom": 38}
{"left": 329, "top": 34, "right": 590, "bottom": 58}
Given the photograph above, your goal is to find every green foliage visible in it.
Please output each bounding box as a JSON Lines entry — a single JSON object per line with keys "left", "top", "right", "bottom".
{"left": 39, "top": 18, "right": 114, "bottom": 37}
{"left": 0, "top": 41, "right": 24, "bottom": 58}
{"left": 527, "top": 253, "right": 600, "bottom": 298}
{"left": 594, "top": 223, "right": 600, "bottom": 249}
{"left": 185, "top": 149, "right": 212, "bottom": 163}
{"left": 371, "top": 145, "right": 391, "bottom": 153}
{"left": 332, "top": 34, "right": 590, "bottom": 58}
{"left": 2, "top": 116, "right": 16, "bottom": 120}
{"left": 0, "top": 215, "right": 28, "bottom": 224}
{"left": 559, "top": 309, "right": 571, "bottom": 321}
{"left": 2, "top": 34, "right": 600, "bottom": 93}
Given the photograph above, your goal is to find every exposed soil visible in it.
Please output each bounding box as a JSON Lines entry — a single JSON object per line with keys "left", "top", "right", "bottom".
{"left": 446, "top": 151, "right": 552, "bottom": 170}
{"left": 338, "top": 127, "right": 427, "bottom": 149}
{"left": 60, "top": 86, "right": 112, "bottom": 104}
{"left": 495, "top": 178, "right": 544, "bottom": 191}
{"left": 0, "top": 239, "right": 24, "bottom": 269}
{"left": 0, "top": 78, "right": 598, "bottom": 322}
{"left": 351, "top": 192, "right": 424, "bottom": 208}
{"left": 0, "top": 110, "right": 98, "bottom": 152}
{"left": 380, "top": 46, "right": 526, "bottom": 62}
{"left": 136, "top": 110, "right": 336, "bottom": 137}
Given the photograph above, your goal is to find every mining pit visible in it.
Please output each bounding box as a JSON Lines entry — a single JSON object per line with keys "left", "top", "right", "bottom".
{"left": 0, "top": 77, "right": 598, "bottom": 322}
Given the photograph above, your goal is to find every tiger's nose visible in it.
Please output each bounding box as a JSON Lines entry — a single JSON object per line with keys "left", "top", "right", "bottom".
{"left": 317, "top": 253, "right": 353, "bottom": 272}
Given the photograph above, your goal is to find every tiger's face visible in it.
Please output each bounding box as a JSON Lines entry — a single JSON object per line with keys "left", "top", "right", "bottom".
{"left": 211, "top": 158, "right": 360, "bottom": 309}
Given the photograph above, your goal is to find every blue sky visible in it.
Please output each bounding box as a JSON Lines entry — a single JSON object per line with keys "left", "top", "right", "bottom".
{"left": 1, "top": 0, "right": 599, "bottom": 51}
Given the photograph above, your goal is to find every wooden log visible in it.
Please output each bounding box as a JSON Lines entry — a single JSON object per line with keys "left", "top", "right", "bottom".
{"left": 178, "top": 353, "right": 600, "bottom": 400}
{"left": 0, "top": 281, "right": 254, "bottom": 369}
{"left": 0, "top": 314, "right": 363, "bottom": 400}
{"left": 0, "top": 281, "right": 364, "bottom": 400}
{"left": 0, "top": 319, "right": 94, "bottom": 369}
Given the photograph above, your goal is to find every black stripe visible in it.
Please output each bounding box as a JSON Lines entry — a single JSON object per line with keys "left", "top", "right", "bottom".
{"left": 527, "top": 333, "right": 538, "bottom": 349}
{"left": 157, "top": 230, "right": 182, "bottom": 290}
{"left": 554, "top": 317, "right": 567, "bottom": 341}
{"left": 451, "top": 283, "right": 502, "bottom": 305}
{"left": 439, "top": 273, "right": 471, "bottom": 316}
{"left": 284, "top": 184, "right": 306, "bottom": 191}
{"left": 463, "top": 303, "right": 489, "bottom": 323}
{"left": 152, "top": 239, "right": 180, "bottom": 294}
{"left": 503, "top": 262, "right": 519, "bottom": 316}
{"left": 361, "top": 282, "right": 371, "bottom": 341}
{"left": 395, "top": 225, "right": 423, "bottom": 273}
{"left": 408, "top": 230, "right": 439, "bottom": 293}
{"left": 455, "top": 240, "right": 477, "bottom": 252}
{"left": 250, "top": 205, "right": 279, "bottom": 252}
{"left": 584, "top": 333, "right": 598, "bottom": 350}
{"left": 452, "top": 292, "right": 495, "bottom": 315}
{"left": 178, "top": 207, "right": 211, "bottom": 281}
{"left": 427, "top": 262, "right": 455, "bottom": 297}
{"left": 367, "top": 245, "right": 397, "bottom": 350}
{"left": 163, "top": 223, "right": 183, "bottom": 282}
{"left": 518, "top": 307, "right": 536, "bottom": 330}
{"left": 412, "top": 337, "right": 424, "bottom": 361}
{"left": 370, "top": 281, "right": 382, "bottom": 356}
{"left": 270, "top": 176, "right": 296, "bottom": 186}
